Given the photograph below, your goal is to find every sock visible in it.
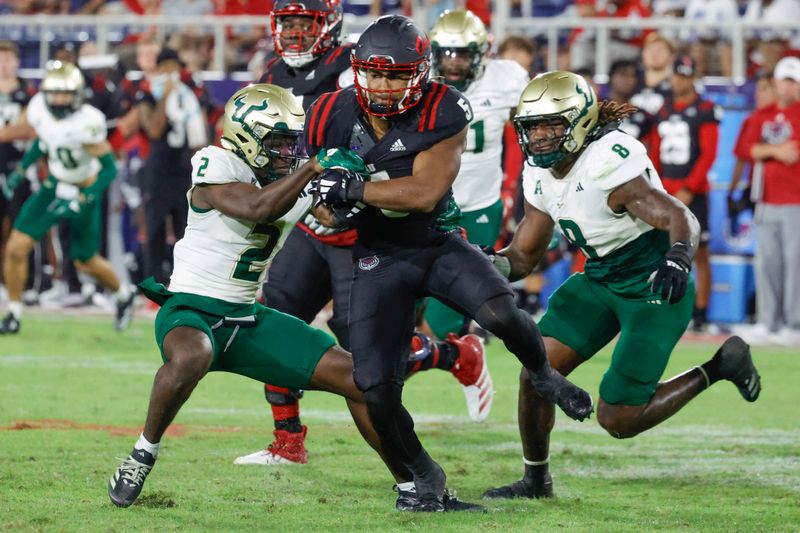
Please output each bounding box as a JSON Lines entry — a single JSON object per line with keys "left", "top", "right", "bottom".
{"left": 135, "top": 433, "right": 160, "bottom": 458}
{"left": 522, "top": 456, "right": 549, "bottom": 483}
{"left": 8, "top": 301, "right": 23, "bottom": 319}
{"left": 396, "top": 481, "right": 416, "bottom": 493}
{"left": 692, "top": 306, "right": 707, "bottom": 324}
{"left": 700, "top": 349, "right": 724, "bottom": 385}
{"left": 272, "top": 403, "right": 302, "bottom": 433}
{"left": 404, "top": 334, "right": 460, "bottom": 375}
{"left": 114, "top": 284, "right": 131, "bottom": 303}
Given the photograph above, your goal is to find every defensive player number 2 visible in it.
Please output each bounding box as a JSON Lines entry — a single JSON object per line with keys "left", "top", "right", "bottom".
{"left": 558, "top": 219, "right": 598, "bottom": 259}
{"left": 232, "top": 223, "right": 281, "bottom": 282}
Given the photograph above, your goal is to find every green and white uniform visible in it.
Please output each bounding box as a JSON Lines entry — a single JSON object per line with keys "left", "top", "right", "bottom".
{"left": 14, "top": 93, "right": 107, "bottom": 260}
{"left": 142, "top": 146, "right": 334, "bottom": 389}
{"left": 426, "top": 59, "right": 529, "bottom": 337}
{"left": 523, "top": 130, "right": 694, "bottom": 406}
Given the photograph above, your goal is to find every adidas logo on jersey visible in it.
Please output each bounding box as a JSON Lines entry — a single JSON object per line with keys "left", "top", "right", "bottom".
{"left": 305, "top": 70, "right": 316, "bottom": 80}
{"left": 390, "top": 139, "right": 406, "bottom": 152}
{"left": 480, "top": 98, "right": 492, "bottom": 107}
{"left": 576, "top": 182, "right": 584, "bottom": 192}
{"left": 476, "top": 214, "right": 490, "bottom": 223}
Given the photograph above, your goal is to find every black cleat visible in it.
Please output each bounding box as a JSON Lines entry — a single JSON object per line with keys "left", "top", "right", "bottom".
{"left": 394, "top": 485, "right": 417, "bottom": 511}
{"left": 529, "top": 366, "right": 594, "bottom": 421}
{"left": 716, "top": 336, "right": 762, "bottom": 402}
{"left": 0, "top": 313, "right": 20, "bottom": 334}
{"left": 482, "top": 473, "right": 553, "bottom": 500}
{"left": 443, "top": 490, "right": 485, "bottom": 512}
{"left": 115, "top": 289, "right": 136, "bottom": 332}
{"left": 108, "top": 448, "right": 156, "bottom": 507}
{"left": 404, "top": 490, "right": 484, "bottom": 512}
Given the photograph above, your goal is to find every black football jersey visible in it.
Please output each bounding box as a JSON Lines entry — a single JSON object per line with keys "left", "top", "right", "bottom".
{"left": 619, "top": 108, "right": 655, "bottom": 141}
{"left": 0, "top": 79, "right": 34, "bottom": 175}
{"left": 306, "top": 83, "right": 472, "bottom": 245}
{"left": 655, "top": 96, "right": 720, "bottom": 180}
{"left": 259, "top": 44, "right": 354, "bottom": 112}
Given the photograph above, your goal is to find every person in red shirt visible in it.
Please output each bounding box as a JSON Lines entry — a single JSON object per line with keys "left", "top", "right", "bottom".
{"left": 734, "top": 56, "right": 800, "bottom": 344}
{"left": 651, "top": 55, "right": 721, "bottom": 332}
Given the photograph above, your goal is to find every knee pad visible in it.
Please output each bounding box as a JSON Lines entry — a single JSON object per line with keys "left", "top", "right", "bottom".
{"left": 264, "top": 385, "right": 304, "bottom": 405}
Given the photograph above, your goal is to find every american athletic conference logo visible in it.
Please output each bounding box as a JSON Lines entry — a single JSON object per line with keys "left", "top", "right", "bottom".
{"left": 358, "top": 256, "right": 380, "bottom": 271}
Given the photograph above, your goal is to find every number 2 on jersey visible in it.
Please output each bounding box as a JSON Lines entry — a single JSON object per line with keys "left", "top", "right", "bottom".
{"left": 232, "top": 223, "right": 281, "bottom": 282}
{"left": 558, "top": 219, "right": 598, "bottom": 259}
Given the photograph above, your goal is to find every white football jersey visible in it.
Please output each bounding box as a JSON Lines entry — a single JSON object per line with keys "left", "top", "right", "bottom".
{"left": 452, "top": 59, "right": 529, "bottom": 212}
{"left": 169, "top": 146, "right": 312, "bottom": 304}
{"left": 522, "top": 130, "right": 665, "bottom": 258}
{"left": 26, "top": 93, "right": 107, "bottom": 184}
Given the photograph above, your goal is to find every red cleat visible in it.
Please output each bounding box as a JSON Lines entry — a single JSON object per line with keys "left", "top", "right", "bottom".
{"left": 234, "top": 425, "right": 308, "bottom": 465}
{"left": 447, "top": 333, "right": 494, "bottom": 422}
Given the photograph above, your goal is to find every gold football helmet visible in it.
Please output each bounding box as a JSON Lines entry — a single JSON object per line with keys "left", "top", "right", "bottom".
{"left": 513, "top": 71, "right": 599, "bottom": 168}
{"left": 429, "top": 9, "right": 489, "bottom": 91}
{"left": 221, "top": 84, "right": 306, "bottom": 183}
{"left": 41, "top": 60, "right": 85, "bottom": 119}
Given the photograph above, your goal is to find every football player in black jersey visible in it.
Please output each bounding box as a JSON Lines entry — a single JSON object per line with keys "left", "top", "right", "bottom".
{"left": 313, "top": 15, "right": 593, "bottom": 512}
{"left": 238, "top": 0, "right": 493, "bottom": 468}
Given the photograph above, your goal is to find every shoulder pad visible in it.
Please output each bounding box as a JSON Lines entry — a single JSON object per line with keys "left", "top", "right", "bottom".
{"left": 191, "top": 146, "right": 256, "bottom": 186}
{"left": 417, "top": 82, "right": 471, "bottom": 135}
{"left": 584, "top": 131, "right": 650, "bottom": 191}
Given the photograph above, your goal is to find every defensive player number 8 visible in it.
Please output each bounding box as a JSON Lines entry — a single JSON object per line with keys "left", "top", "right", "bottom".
{"left": 558, "top": 219, "right": 598, "bottom": 259}
{"left": 232, "top": 223, "right": 281, "bottom": 282}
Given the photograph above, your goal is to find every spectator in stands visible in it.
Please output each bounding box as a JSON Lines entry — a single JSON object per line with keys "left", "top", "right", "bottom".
{"left": 608, "top": 59, "right": 656, "bottom": 143}
{"left": 734, "top": 56, "right": 800, "bottom": 345}
{"left": 652, "top": 55, "right": 721, "bottom": 332}
{"left": 744, "top": 0, "right": 800, "bottom": 52}
{"left": 727, "top": 70, "right": 775, "bottom": 230}
{"left": 681, "top": 0, "right": 738, "bottom": 77}
{"left": 631, "top": 32, "right": 675, "bottom": 115}
{"left": 497, "top": 34, "right": 536, "bottom": 77}
{"left": 136, "top": 48, "right": 207, "bottom": 283}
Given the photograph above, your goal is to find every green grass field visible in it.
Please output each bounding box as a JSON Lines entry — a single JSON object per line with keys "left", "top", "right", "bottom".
{"left": 1, "top": 313, "right": 799, "bottom": 532}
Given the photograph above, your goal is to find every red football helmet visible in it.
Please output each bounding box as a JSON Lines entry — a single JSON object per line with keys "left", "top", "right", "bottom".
{"left": 271, "top": 0, "right": 343, "bottom": 68}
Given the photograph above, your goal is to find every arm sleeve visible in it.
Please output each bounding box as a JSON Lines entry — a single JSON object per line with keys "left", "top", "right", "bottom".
{"left": 83, "top": 152, "right": 118, "bottom": 199}
{"left": 684, "top": 121, "right": 718, "bottom": 194}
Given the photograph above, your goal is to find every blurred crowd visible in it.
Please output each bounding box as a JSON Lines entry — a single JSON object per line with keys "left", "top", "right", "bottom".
{"left": 0, "top": 3, "right": 799, "bottom": 342}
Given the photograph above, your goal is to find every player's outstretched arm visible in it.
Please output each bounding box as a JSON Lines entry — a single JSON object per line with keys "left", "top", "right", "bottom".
{"left": 608, "top": 174, "right": 700, "bottom": 253}
{"left": 359, "top": 126, "right": 468, "bottom": 213}
{"left": 498, "top": 201, "right": 555, "bottom": 282}
{"left": 193, "top": 157, "right": 322, "bottom": 224}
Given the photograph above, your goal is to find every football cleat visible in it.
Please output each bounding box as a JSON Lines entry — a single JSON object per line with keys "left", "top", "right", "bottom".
{"left": 114, "top": 288, "right": 137, "bottom": 332}
{"left": 528, "top": 365, "right": 594, "bottom": 421}
{"left": 447, "top": 333, "right": 494, "bottom": 422}
{"left": 394, "top": 484, "right": 417, "bottom": 511}
{"left": 404, "top": 490, "right": 484, "bottom": 512}
{"left": 482, "top": 473, "right": 553, "bottom": 500}
{"left": 715, "top": 336, "right": 762, "bottom": 402}
{"left": 0, "top": 312, "right": 20, "bottom": 334}
{"left": 108, "top": 448, "right": 156, "bottom": 507}
{"left": 234, "top": 426, "right": 308, "bottom": 465}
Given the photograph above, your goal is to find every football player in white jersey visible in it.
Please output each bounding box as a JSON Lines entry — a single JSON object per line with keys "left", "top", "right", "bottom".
{"left": 481, "top": 71, "right": 763, "bottom": 500}
{"left": 108, "top": 84, "right": 412, "bottom": 508}
{"left": 0, "top": 61, "right": 134, "bottom": 334}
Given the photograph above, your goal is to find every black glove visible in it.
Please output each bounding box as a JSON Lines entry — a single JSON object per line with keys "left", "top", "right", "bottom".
{"left": 314, "top": 167, "right": 365, "bottom": 207}
{"left": 651, "top": 241, "right": 692, "bottom": 304}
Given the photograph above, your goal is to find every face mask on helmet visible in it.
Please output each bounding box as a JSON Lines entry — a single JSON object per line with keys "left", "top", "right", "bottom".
{"left": 432, "top": 46, "right": 483, "bottom": 91}
{"left": 41, "top": 60, "right": 85, "bottom": 119}
{"left": 44, "top": 90, "right": 82, "bottom": 119}
{"left": 261, "top": 128, "right": 306, "bottom": 183}
{"left": 352, "top": 59, "right": 430, "bottom": 117}
{"left": 271, "top": 2, "right": 343, "bottom": 69}
{"left": 514, "top": 115, "right": 574, "bottom": 168}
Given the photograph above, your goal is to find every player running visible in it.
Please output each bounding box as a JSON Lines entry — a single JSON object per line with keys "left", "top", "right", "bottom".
{"left": 237, "top": 0, "right": 493, "bottom": 467}
{"left": 314, "top": 16, "right": 593, "bottom": 512}
{"left": 0, "top": 61, "right": 134, "bottom": 334}
{"left": 481, "top": 71, "right": 762, "bottom": 500}
{"left": 107, "top": 84, "right": 413, "bottom": 508}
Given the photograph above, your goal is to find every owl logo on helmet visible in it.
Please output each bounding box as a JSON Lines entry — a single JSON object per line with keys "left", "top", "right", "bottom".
{"left": 429, "top": 9, "right": 489, "bottom": 92}
{"left": 41, "top": 60, "right": 85, "bottom": 119}
{"left": 271, "top": 0, "right": 343, "bottom": 68}
{"left": 513, "top": 71, "right": 599, "bottom": 168}
{"left": 221, "top": 84, "right": 306, "bottom": 184}
{"left": 351, "top": 15, "right": 431, "bottom": 117}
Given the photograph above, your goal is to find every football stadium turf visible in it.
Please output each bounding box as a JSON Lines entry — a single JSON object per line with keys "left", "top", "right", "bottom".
{"left": 1, "top": 313, "right": 798, "bottom": 531}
